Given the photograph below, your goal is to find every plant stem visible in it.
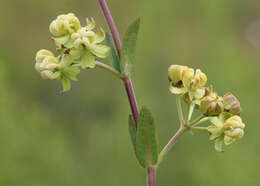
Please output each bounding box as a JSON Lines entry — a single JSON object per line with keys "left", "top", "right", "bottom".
{"left": 98, "top": 0, "right": 122, "bottom": 57}
{"left": 190, "top": 115, "right": 208, "bottom": 126}
{"left": 147, "top": 167, "right": 156, "bottom": 186}
{"left": 95, "top": 61, "right": 124, "bottom": 79}
{"left": 98, "top": 0, "right": 139, "bottom": 125}
{"left": 186, "top": 103, "right": 195, "bottom": 122}
{"left": 176, "top": 96, "right": 184, "bottom": 126}
{"left": 191, "top": 126, "right": 208, "bottom": 131}
{"left": 98, "top": 0, "right": 149, "bottom": 185}
{"left": 123, "top": 77, "right": 139, "bottom": 125}
{"left": 158, "top": 126, "right": 186, "bottom": 164}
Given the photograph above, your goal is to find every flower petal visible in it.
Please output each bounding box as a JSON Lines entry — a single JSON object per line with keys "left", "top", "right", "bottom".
{"left": 89, "top": 44, "right": 110, "bottom": 58}
{"left": 169, "top": 85, "right": 187, "bottom": 95}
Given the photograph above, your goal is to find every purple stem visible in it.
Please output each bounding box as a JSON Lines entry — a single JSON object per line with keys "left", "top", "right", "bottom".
{"left": 123, "top": 77, "right": 139, "bottom": 125}
{"left": 98, "top": 0, "right": 139, "bottom": 126}
{"left": 98, "top": 1, "right": 155, "bottom": 186}
{"left": 98, "top": 0, "right": 122, "bottom": 57}
{"left": 147, "top": 167, "right": 156, "bottom": 186}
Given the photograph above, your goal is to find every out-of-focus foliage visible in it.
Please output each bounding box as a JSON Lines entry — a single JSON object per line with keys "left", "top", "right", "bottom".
{"left": 0, "top": 0, "right": 259, "bottom": 185}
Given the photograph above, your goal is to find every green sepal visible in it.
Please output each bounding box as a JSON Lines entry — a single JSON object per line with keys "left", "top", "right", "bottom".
{"left": 86, "top": 18, "right": 96, "bottom": 31}
{"left": 105, "top": 33, "right": 121, "bottom": 72}
{"left": 95, "top": 28, "right": 106, "bottom": 43}
{"left": 214, "top": 135, "right": 224, "bottom": 152}
{"left": 81, "top": 50, "right": 95, "bottom": 69}
{"left": 62, "top": 66, "right": 80, "bottom": 81}
{"left": 136, "top": 106, "right": 158, "bottom": 168}
{"left": 120, "top": 18, "right": 140, "bottom": 75}
{"left": 128, "top": 115, "right": 137, "bottom": 154}
{"left": 89, "top": 44, "right": 110, "bottom": 59}
{"left": 53, "top": 35, "right": 74, "bottom": 48}
{"left": 69, "top": 48, "right": 84, "bottom": 60}
{"left": 61, "top": 75, "right": 71, "bottom": 92}
{"left": 61, "top": 54, "right": 74, "bottom": 67}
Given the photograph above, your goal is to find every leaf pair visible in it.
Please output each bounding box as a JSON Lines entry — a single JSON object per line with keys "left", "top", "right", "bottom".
{"left": 129, "top": 106, "right": 158, "bottom": 168}
{"left": 106, "top": 18, "right": 140, "bottom": 76}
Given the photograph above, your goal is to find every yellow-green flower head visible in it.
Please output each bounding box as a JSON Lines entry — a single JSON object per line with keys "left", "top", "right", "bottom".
{"left": 200, "top": 92, "right": 224, "bottom": 116}
{"left": 168, "top": 65, "right": 207, "bottom": 104}
{"left": 223, "top": 93, "right": 242, "bottom": 115}
{"left": 207, "top": 114, "right": 245, "bottom": 151}
{"left": 35, "top": 49, "right": 61, "bottom": 80}
{"left": 168, "top": 65, "right": 192, "bottom": 95}
{"left": 183, "top": 69, "right": 207, "bottom": 91}
{"left": 71, "top": 24, "right": 109, "bottom": 59}
{"left": 168, "top": 65, "right": 188, "bottom": 86}
{"left": 49, "top": 13, "right": 81, "bottom": 37}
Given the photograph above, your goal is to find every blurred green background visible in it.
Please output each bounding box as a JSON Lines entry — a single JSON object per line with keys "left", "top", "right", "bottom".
{"left": 0, "top": 0, "right": 259, "bottom": 185}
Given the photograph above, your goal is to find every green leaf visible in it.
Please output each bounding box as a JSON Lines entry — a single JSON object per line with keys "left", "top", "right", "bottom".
{"left": 105, "top": 33, "right": 121, "bottom": 72}
{"left": 61, "top": 75, "right": 71, "bottom": 92}
{"left": 136, "top": 106, "right": 158, "bottom": 168}
{"left": 121, "top": 18, "right": 140, "bottom": 75}
{"left": 128, "top": 115, "right": 137, "bottom": 153}
{"left": 81, "top": 51, "right": 95, "bottom": 69}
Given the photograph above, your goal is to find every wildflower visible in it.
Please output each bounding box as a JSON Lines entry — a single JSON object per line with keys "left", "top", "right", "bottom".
{"left": 49, "top": 13, "right": 81, "bottom": 37}
{"left": 207, "top": 114, "right": 245, "bottom": 152}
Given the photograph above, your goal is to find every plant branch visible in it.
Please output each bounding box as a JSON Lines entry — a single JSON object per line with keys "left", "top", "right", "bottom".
{"left": 158, "top": 126, "right": 186, "bottom": 165}
{"left": 176, "top": 96, "right": 184, "bottom": 126}
{"left": 95, "top": 61, "right": 124, "bottom": 79}
{"left": 190, "top": 115, "right": 208, "bottom": 127}
{"left": 98, "top": 0, "right": 139, "bottom": 125}
{"left": 191, "top": 126, "right": 208, "bottom": 131}
{"left": 185, "top": 103, "right": 195, "bottom": 122}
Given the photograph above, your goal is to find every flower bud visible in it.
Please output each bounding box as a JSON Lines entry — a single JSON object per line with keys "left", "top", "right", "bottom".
{"left": 200, "top": 93, "right": 224, "bottom": 116}
{"left": 49, "top": 13, "right": 81, "bottom": 37}
{"left": 223, "top": 115, "right": 245, "bottom": 145}
{"left": 36, "top": 49, "right": 54, "bottom": 63}
{"left": 41, "top": 70, "right": 61, "bottom": 80}
{"left": 223, "top": 115, "right": 245, "bottom": 129}
{"left": 223, "top": 93, "right": 242, "bottom": 115}
{"left": 168, "top": 65, "right": 188, "bottom": 86}
{"left": 71, "top": 33, "right": 81, "bottom": 40}
{"left": 224, "top": 128, "right": 244, "bottom": 138}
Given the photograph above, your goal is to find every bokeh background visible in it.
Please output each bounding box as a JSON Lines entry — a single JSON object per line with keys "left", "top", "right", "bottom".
{"left": 0, "top": 0, "right": 259, "bottom": 185}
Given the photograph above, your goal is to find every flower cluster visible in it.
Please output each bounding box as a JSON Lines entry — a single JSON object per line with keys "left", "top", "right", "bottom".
{"left": 35, "top": 13, "right": 110, "bottom": 92}
{"left": 168, "top": 65, "right": 245, "bottom": 151}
